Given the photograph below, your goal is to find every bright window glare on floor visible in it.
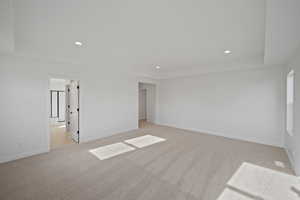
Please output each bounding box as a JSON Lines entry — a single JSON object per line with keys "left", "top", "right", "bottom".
{"left": 124, "top": 135, "right": 166, "bottom": 148}
{"left": 217, "top": 162, "right": 299, "bottom": 200}
{"left": 89, "top": 142, "right": 135, "bottom": 160}
{"left": 218, "top": 188, "right": 253, "bottom": 200}
{"left": 274, "top": 160, "right": 286, "bottom": 168}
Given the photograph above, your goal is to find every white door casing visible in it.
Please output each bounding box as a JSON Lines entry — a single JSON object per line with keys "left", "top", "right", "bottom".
{"left": 66, "top": 81, "right": 79, "bottom": 143}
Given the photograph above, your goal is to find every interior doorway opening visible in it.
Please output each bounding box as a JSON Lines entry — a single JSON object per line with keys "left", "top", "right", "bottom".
{"left": 138, "top": 82, "right": 156, "bottom": 128}
{"left": 49, "top": 78, "right": 80, "bottom": 149}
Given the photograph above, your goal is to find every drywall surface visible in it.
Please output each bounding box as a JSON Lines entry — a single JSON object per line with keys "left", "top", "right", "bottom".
{"left": 0, "top": 0, "right": 14, "bottom": 53}
{"left": 0, "top": 55, "right": 138, "bottom": 163}
{"left": 285, "top": 48, "right": 300, "bottom": 175}
{"left": 158, "top": 67, "right": 285, "bottom": 147}
{"left": 264, "top": 0, "right": 300, "bottom": 65}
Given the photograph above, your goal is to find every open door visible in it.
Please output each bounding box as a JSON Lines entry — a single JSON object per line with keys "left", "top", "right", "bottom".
{"left": 66, "top": 80, "right": 80, "bottom": 143}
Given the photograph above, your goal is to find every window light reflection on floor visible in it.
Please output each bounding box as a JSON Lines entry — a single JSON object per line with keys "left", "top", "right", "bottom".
{"left": 217, "top": 162, "right": 299, "bottom": 200}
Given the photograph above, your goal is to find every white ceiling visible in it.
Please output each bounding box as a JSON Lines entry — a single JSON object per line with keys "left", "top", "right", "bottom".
{"left": 1, "top": 0, "right": 300, "bottom": 78}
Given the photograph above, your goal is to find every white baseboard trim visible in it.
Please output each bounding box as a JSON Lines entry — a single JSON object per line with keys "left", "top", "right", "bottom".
{"left": 158, "top": 122, "right": 283, "bottom": 147}
{"left": 0, "top": 148, "right": 49, "bottom": 164}
{"left": 0, "top": 127, "right": 138, "bottom": 163}
{"left": 81, "top": 127, "right": 138, "bottom": 143}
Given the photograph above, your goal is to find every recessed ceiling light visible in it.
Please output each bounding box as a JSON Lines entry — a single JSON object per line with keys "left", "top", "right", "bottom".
{"left": 156, "top": 66, "right": 160, "bottom": 69}
{"left": 224, "top": 50, "right": 231, "bottom": 54}
{"left": 75, "top": 41, "right": 83, "bottom": 46}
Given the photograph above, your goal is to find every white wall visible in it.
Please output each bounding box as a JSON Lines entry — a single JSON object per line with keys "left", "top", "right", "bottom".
{"left": 285, "top": 48, "right": 300, "bottom": 175}
{"left": 0, "top": 52, "right": 288, "bottom": 163}
{"left": 0, "top": 0, "right": 14, "bottom": 53}
{"left": 158, "top": 67, "right": 285, "bottom": 147}
{"left": 0, "top": 55, "right": 138, "bottom": 163}
{"left": 139, "top": 83, "right": 157, "bottom": 123}
{"left": 264, "top": 0, "right": 300, "bottom": 65}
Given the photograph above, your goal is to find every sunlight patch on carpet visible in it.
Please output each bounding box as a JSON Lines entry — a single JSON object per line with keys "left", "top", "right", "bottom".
{"left": 217, "top": 188, "right": 253, "bottom": 200}
{"left": 89, "top": 142, "right": 135, "bottom": 160}
{"left": 217, "top": 162, "right": 299, "bottom": 200}
{"left": 274, "top": 160, "right": 286, "bottom": 168}
{"left": 124, "top": 135, "right": 166, "bottom": 148}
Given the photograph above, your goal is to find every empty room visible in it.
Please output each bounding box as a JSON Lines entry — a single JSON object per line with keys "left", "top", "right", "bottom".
{"left": 0, "top": 0, "right": 300, "bottom": 199}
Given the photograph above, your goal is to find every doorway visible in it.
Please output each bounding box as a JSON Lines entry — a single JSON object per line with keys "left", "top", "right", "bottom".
{"left": 138, "top": 82, "right": 156, "bottom": 128}
{"left": 49, "top": 78, "right": 80, "bottom": 149}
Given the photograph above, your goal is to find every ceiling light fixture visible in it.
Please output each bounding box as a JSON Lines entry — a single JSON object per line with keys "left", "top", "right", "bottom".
{"left": 75, "top": 41, "right": 83, "bottom": 46}
{"left": 156, "top": 66, "right": 161, "bottom": 69}
{"left": 224, "top": 50, "right": 231, "bottom": 54}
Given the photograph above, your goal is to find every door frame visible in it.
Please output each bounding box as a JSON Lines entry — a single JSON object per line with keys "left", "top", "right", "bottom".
{"left": 66, "top": 81, "right": 80, "bottom": 143}
{"left": 138, "top": 81, "right": 157, "bottom": 127}
{"left": 47, "top": 76, "right": 81, "bottom": 151}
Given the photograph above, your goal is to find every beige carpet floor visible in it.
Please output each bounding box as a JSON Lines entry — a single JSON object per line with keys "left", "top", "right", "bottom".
{"left": 0, "top": 124, "right": 295, "bottom": 200}
{"left": 139, "top": 119, "right": 154, "bottom": 129}
{"left": 50, "top": 123, "right": 75, "bottom": 149}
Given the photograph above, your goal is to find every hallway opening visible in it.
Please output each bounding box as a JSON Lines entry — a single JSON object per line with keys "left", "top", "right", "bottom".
{"left": 138, "top": 82, "right": 156, "bottom": 128}
{"left": 49, "top": 78, "right": 80, "bottom": 149}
